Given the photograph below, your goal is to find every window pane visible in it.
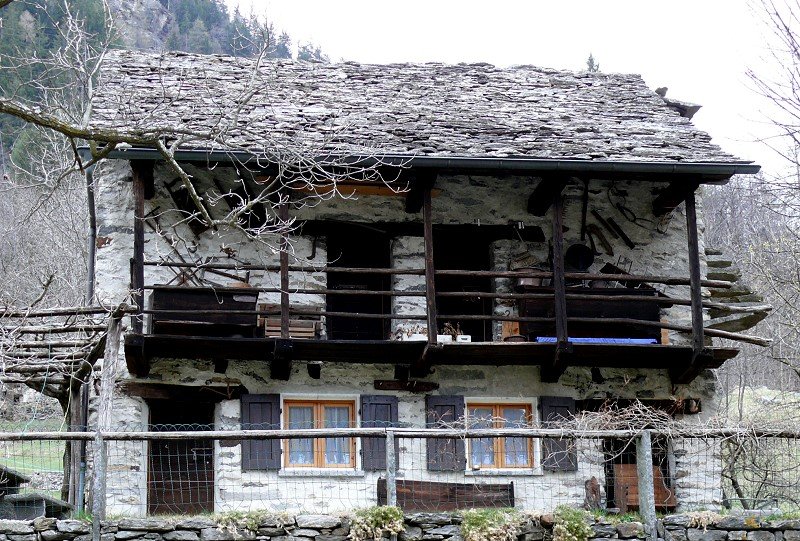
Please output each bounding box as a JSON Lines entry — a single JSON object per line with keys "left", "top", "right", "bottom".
{"left": 288, "top": 406, "right": 314, "bottom": 465}
{"left": 504, "top": 437, "right": 529, "bottom": 466}
{"left": 502, "top": 407, "right": 530, "bottom": 467}
{"left": 325, "top": 406, "right": 351, "bottom": 465}
{"left": 502, "top": 407, "right": 529, "bottom": 427}
{"left": 469, "top": 407, "right": 495, "bottom": 466}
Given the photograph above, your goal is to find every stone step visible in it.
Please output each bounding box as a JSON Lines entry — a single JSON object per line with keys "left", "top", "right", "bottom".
{"left": 707, "top": 259, "right": 733, "bottom": 268}
{"left": 707, "top": 270, "right": 741, "bottom": 282}
{"left": 707, "top": 311, "right": 770, "bottom": 333}
{"left": 705, "top": 248, "right": 724, "bottom": 256}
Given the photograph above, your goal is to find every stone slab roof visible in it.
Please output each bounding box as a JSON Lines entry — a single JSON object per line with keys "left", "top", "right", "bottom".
{"left": 89, "top": 49, "right": 745, "bottom": 163}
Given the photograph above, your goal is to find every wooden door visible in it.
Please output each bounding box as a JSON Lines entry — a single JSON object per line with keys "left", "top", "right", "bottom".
{"left": 148, "top": 401, "right": 214, "bottom": 515}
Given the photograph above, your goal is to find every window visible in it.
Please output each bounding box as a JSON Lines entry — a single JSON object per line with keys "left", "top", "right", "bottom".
{"left": 467, "top": 403, "right": 533, "bottom": 469}
{"left": 284, "top": 400, "right": 355, "bottom": 468}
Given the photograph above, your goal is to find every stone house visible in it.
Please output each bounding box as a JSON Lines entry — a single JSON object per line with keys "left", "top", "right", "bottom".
{"left": 84, "top": 50, "right": 764, "bottom": 517}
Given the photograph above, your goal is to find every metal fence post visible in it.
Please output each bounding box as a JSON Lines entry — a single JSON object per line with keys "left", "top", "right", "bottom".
{"left": 636, "top": 430, "right": 657, "bottom": 541}
{"left": 91, "top": 432, "right": 107, "bottom": 541}
{"left": 385, "top": 429, "right": 397, "bottom": 507}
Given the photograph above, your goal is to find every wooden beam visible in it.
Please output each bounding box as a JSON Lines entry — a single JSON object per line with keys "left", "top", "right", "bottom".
{"left": 130, "top": 160, "right": 155, "bottom": 200}
{"left": 410, "top": 344, "right": 432, "bottom": 378}
{"left": 271, "top": 338, "right": 293, "bottom": 380}
{"left": 405, "top": 172, "right": 437, "bottom": 213}
{"left": 542, "top": 193, "right": 572, "bottom": 383}
{"left": 527, "top": 176, "right": 570, "bottom": 216}
{"left": 119, "top": 381, "right": 248, "bottom": 401}
{"left": 423, "top": 186, "right": 438, "bottom": 344}
{"left": 130, "top": 162, "right": 148, "bottom": 335}
{"left": 123, "top": 334, "right": 148, "bottom": 377}
{"left": 652, "top": 180, "right": 700, "bottom": 216}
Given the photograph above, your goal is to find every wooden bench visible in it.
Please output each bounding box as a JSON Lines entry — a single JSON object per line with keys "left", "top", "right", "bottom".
{"left": 1, "top": 492, "right": 73, "bottom": 519}
{"left": 377, "top": 478, "right": 514, "bottom": 511}
{"left": 613, "top": 463, "right": 677, "bottom": 512}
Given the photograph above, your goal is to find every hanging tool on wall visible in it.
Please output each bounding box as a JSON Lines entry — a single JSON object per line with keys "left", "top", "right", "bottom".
{"left": 606, "top": 217, "right": 636, "bottom": 249}
{"left": 580, "top": 180, "right": 590, "bottom": 241}
{"left": 591, "top": 209, "right": 618, "bottom": 239}
{"left": 586, "top": 224, "right": 613, "bottom": 256}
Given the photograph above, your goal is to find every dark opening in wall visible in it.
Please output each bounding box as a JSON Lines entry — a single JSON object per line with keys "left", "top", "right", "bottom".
{"left": 326, "top": 224, "right": 391, "bottom": 340}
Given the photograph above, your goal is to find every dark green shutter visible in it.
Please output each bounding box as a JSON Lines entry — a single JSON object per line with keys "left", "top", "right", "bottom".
{"left": 425, "top": 395, "right": 466, "bottom": 471}
{"left": 540, "top": 396, "right": 578, "bottom": 471}
{"left": 241, "top": 394, "right": 281, "bottom": 471}
{"left": 361, "top": 395, "right": 399, "bottom": 471}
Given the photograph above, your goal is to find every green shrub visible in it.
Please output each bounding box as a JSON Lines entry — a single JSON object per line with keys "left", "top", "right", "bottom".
{"left": 348, "top": 506, "right": 405, "bottom": 541}
{"left": 460, "top": 508, "right": 521, "bottom": 541}
{"left": 553, "top": 506, "right": 593, "bottom": 541}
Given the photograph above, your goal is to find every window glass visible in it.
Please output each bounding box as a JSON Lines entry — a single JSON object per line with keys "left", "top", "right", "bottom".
{"left": 284, "top": 401, "right": 354, "bottom": 468}
{"left": 467, "top": 403, "right": 533, "bottom": 469}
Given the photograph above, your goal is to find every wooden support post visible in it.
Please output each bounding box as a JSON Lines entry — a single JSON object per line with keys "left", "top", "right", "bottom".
{"left": 279, "top": 201, "right": 290, "bottom": 340}
{"left": 542, "top": 192, "right": 571, "bottom": 382}
{"left": 636, "top": 430, "right": 657, "bottom": 541}
{"left": 423, "top": 186, "right": 438, "bottom": 346}
{"left": 130, "top": 162, "right": 149, "bottom": 335}
{"left": 671, "top": 190, "right": 711, "bottom": 384}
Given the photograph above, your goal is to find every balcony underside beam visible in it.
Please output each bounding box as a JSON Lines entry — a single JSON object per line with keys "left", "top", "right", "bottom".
{"left": 124, "top": 333, "right": 737, "bottom": 383}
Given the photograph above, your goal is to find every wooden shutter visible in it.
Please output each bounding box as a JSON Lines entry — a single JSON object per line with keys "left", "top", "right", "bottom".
{"left": 425, "top": 395, "right": 466, "bottom": 471}
{"left": 540, "top": 396, "right": 578, "bottom": 471}
{"left": 361, "top": 395, "right": 399, "bottom": 471}
{"left": 241, "top": 394, "right": 281, "bottom": 471}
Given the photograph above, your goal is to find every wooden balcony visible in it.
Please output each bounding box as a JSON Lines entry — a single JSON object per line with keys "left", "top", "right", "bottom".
{"left": 124, "top": 182, "right": 764, "bottom": 385}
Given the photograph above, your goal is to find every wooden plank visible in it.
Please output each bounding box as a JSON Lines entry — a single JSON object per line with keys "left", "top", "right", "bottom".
{"left": 423, "top": 186, "right": 438, "bottom": 345}
{"left": 377, "top": 478, "right": 514, "bottom": 511}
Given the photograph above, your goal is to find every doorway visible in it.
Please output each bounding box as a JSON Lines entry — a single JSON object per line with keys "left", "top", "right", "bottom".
{"left": 326, "top": 225, "right": 391, "bottom": 340}
{"left": 147, "top": 400, "right": 215, "bottom": 515}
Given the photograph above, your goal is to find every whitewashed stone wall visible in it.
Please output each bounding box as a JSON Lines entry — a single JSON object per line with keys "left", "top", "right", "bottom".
{"left": 92, "top": 160, "right": 717, "bottom": 516}
{"left": 391, "top": 236, "right": 427, "bottom": 339}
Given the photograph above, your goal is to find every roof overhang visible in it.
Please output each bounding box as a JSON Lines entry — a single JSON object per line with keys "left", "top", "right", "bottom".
{"left": 82, "top": 147, "right": 761, "bottom": 184}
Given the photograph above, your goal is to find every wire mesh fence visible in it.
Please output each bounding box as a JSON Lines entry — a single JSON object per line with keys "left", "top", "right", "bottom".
{"left": 0, "top": 427, "right": 797, "bottom": 518}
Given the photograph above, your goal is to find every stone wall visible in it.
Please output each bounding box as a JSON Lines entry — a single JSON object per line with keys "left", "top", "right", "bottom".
{"left": 6, "top": 512, "right": 796, "bottom": 541}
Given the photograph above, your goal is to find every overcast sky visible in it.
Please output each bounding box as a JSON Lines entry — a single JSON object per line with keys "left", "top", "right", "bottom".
{"left": 227, "top": 0, "right": 787, "bottom": 177}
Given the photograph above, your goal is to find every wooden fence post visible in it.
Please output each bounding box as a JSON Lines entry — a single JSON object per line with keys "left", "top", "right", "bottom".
{"left": 637, "top": 430, "right": 657, "bottom": 541}
{"left": 91, "top": 433, "right": 107, "bottom": 541}
{"left": 385, "top": 429, "right": 397, "bottom": 507}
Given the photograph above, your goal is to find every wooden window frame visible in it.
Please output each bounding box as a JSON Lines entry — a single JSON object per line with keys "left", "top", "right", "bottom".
{"left": 283, "top": 400, "right": 356, "bottom": 469}
{"left": 466, "top": 402, "right": 534, "bottom": 469}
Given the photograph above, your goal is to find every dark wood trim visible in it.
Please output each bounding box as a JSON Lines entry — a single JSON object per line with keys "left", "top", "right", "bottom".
{"left": 542, "top": 192, "right": 571, "bottom": 382}
{"left": 130, "top": 162, "right": 149, "bottom": 335}
{"left": 123, "top": 333, "right": 148, "bottom": 377}
{"left": 527, "top": 176, "right": 571, "bottom": 216}
{"left": 423, "top": 186, "right": 438, "bottom": 345}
